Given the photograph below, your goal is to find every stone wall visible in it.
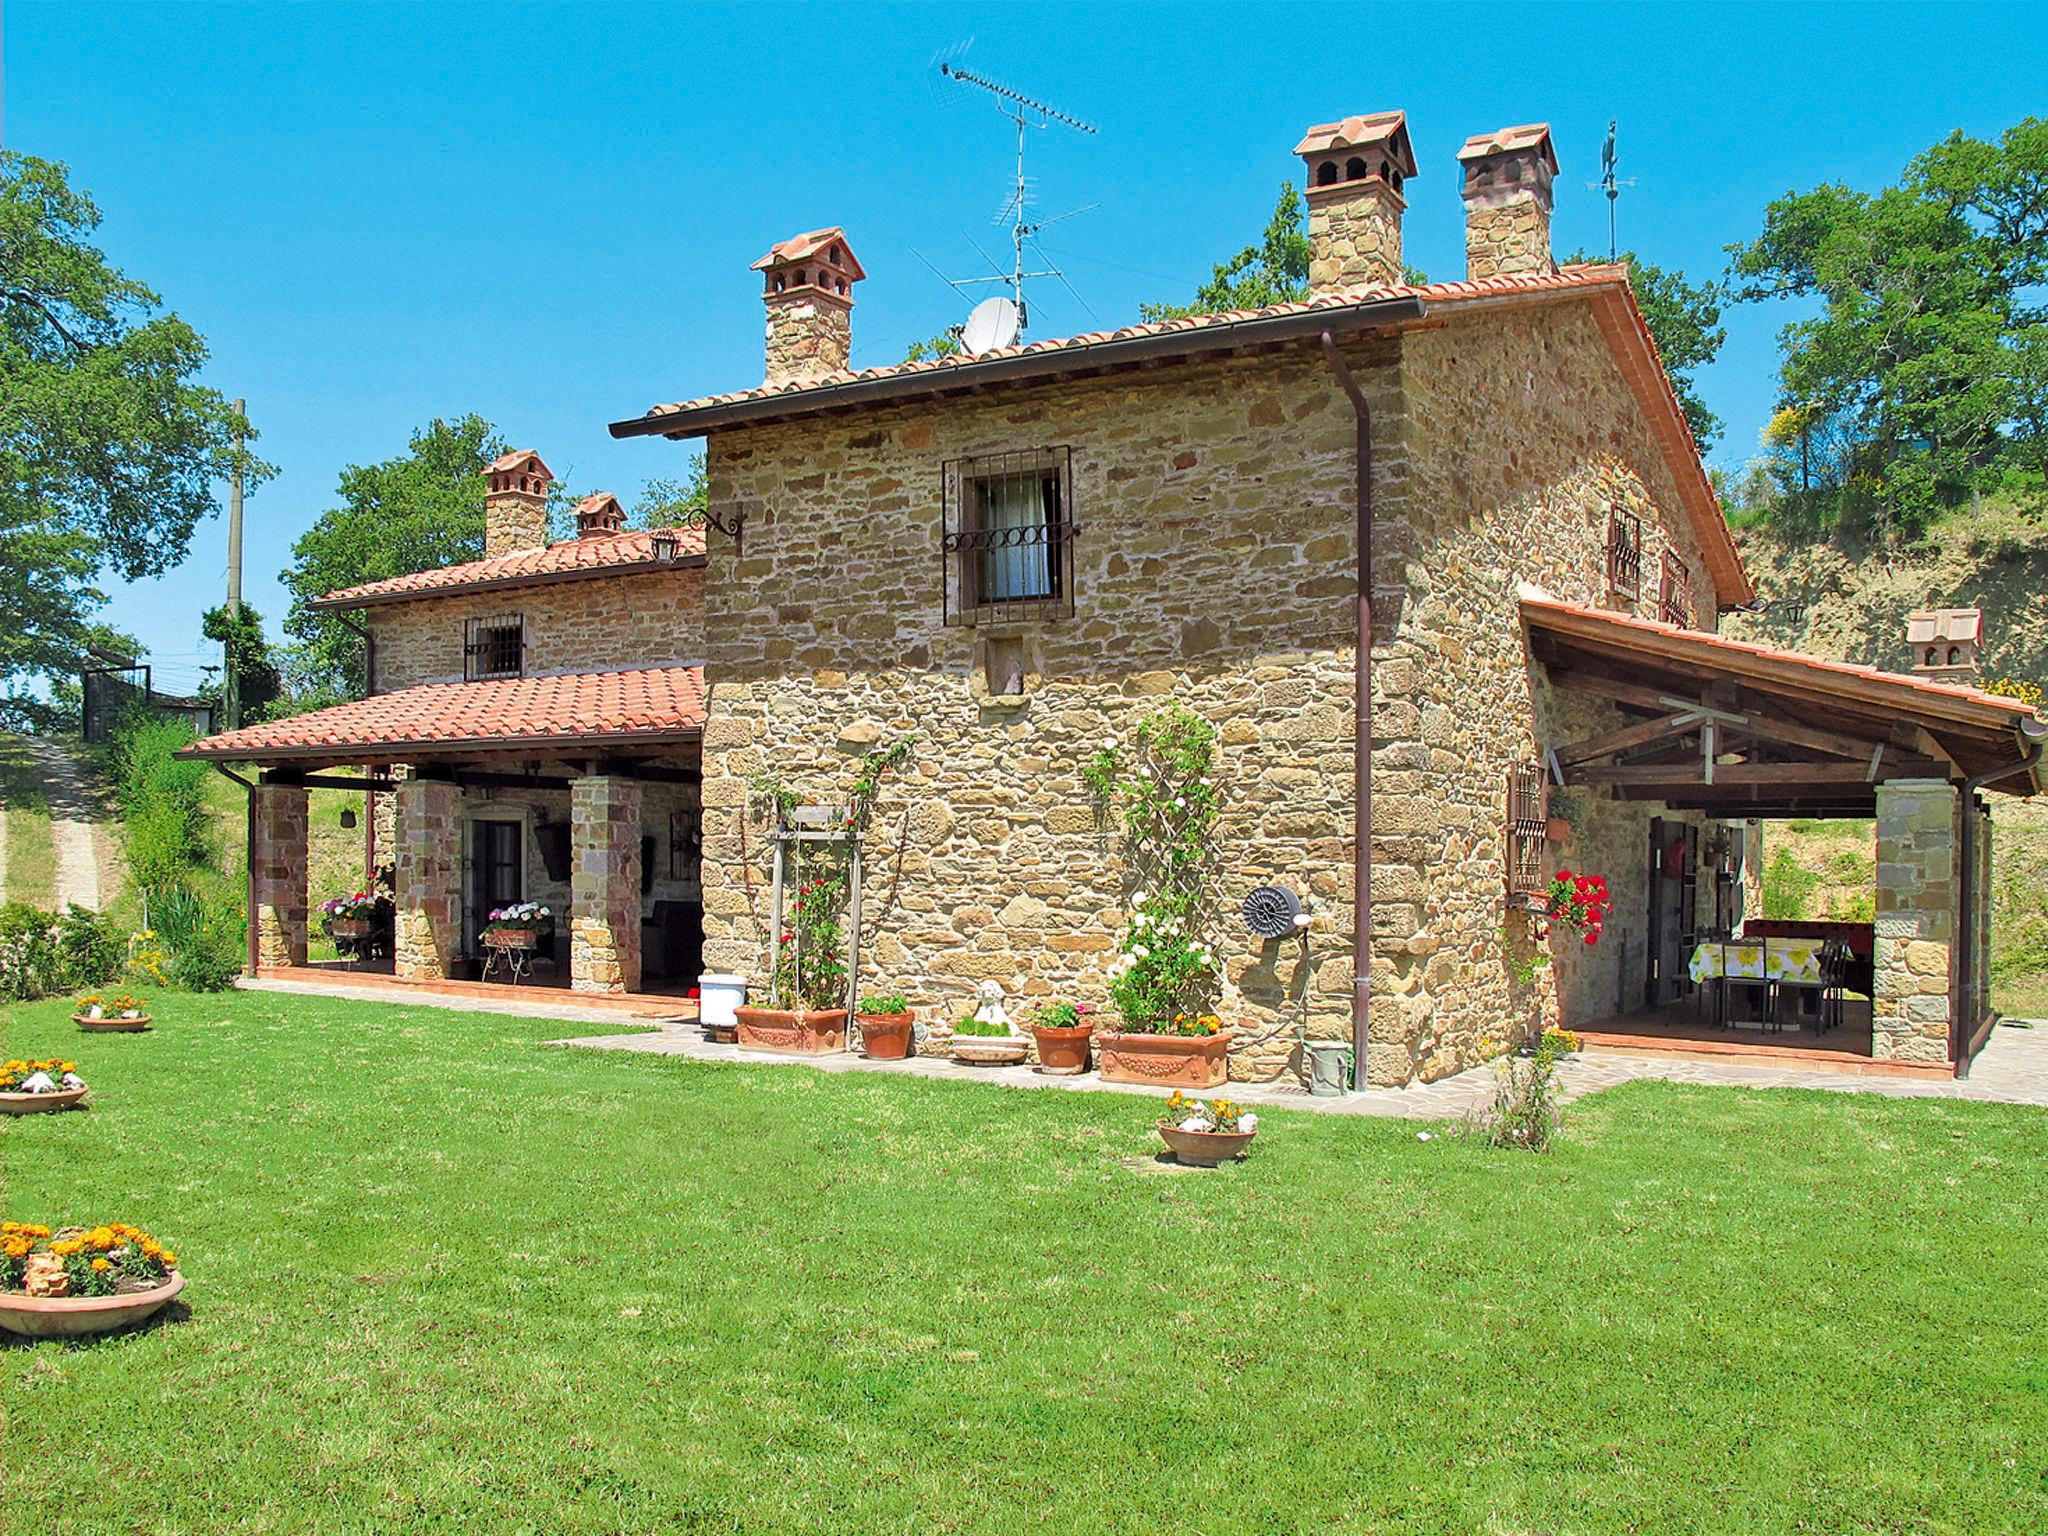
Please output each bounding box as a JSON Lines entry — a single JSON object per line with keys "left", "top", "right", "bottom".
{"left": 571, "top": 776, "right": 642, "bottom": 993}
{"left": 394, "top": 779, "right": 463, "bottom": 980}
{"left": 1465, "top": 194, "right": 1553, "bottom": 281}
{"left": 250, "top": 784, "right": 308, "bottom": 968}
{"left": 370, "top": 566, "right": 705, "bottom": 692}
{"left": 1306, "top": 181, "right": 1404, "bottom": 292}
{"left": 484, "top": 494, "right": 548, "bottom": 560}
{"left": 764, "top": 291, "right": 852, "bottom": 386}
{"left": 1874, "top": 778, "right": 1960, "bottom": 1064}
{"left": 691, "top": 296, "right": 1727, "bottom": 1084}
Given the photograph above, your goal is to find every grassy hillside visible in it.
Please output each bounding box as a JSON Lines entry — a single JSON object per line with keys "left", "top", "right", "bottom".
{"left": 197, "top": 765, "right": 371, "bottom": 960}
{"left": 0, "top": 733, "right": 55, "bottom": 909}
{"left": 1727, "top": 507, "right": 2048, "bottom": 1018}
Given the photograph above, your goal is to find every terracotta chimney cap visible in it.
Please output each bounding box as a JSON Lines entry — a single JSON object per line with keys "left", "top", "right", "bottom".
{"left": 1457, "top": 123, "right": 1558, "bottom": 174}
{"left": 487, "top": 448, "right": 553, "bottom": 479}
{"left": 1906, "top": 607, "right": 1984, "bottom": 645}
{"left": 573, "top": 492, "right": 627, "bottom": 538}
{"left": 1294, "top": 111, "right": 1417, "bottom": 179}
{"left": 750, "top": 226, "right": 867, "bottom": 284}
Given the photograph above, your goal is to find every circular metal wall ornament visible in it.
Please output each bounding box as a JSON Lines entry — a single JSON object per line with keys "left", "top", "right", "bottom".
{"left": 1241, "top": 885, "right": 1305, "bottom": 939}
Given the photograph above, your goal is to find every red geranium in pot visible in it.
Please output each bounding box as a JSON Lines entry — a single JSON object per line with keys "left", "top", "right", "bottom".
{"left": 1540, "top": 868, "right": 1613, "bottom": 946}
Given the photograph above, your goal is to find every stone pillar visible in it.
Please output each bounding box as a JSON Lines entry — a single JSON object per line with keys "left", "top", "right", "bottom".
{"left": 484, "top": 449, "right": 552, "bottom": 560}
{"left": 1457, "top": 124, "right": 1558, "bottom": 281}
{"left": 249, "top": 783, "right": 309, "bottom": 969}
{"left": 571, "top": 775, "right": 642, "bottom": 993}
{"left": 1976, "top": 802, "right": 1995, "bottom": 1027}
{"left": 394, "top": 779, "right": 463, "bottom": 980}
{"left": 1873, "top": 779, "right": 1961, "bottom": 1065}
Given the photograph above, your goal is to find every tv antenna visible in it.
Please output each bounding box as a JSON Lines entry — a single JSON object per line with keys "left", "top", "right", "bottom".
{"left": 931, "top": 42, "right": 1098, "bottom": 340}
{"left": 1589, "top": 120, "right": 1636, "bottom": 261}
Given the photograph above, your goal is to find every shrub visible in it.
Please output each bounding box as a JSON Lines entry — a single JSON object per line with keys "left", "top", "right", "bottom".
{"left": 112, "top": 716, "right": 217, "bottom": 890}
{"left": 1762, "top": 848, "right": 1820, "bottom": 920}
{"left": 857, "top": 992, "right": 908, "bottom": 1016}
{"left": 1478, "top": 1027, "right": 1578, "bottom": 1152}
{"left": 0, "top": 903, "right": 122, "bottom": 1001}
{"left": 145, "top": 883, "right": 245, "bottom": 993}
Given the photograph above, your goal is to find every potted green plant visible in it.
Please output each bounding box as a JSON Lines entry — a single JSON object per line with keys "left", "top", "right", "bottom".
{"left": 735, "top": 875, "right": 849, "bottom": 1055}
{"left": 1028, "top": 1000, "right": 1095, "bottom": 1075}
{"left": 1098, "top": 1010, "right": 1233, "bottom": 1088}
{"left": 950, "top": 1016, "right": 1029, "bottom": 1067}
{"left": 854, "top": 992, "right": 914, "bottom": 1059}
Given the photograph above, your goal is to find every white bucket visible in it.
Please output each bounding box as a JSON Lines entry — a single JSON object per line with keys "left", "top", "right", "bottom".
{"left": 699, "top": 973, "right": 748, "bottom": 1028}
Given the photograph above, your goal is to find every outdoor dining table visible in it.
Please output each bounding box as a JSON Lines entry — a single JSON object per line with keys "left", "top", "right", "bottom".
{"left": 1688, "top": 938, "right": 1825, "bottom": 1030}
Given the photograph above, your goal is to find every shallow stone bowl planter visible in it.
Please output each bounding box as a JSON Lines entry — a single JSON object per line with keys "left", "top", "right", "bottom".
{"left": 950, "top": 1034, "right": 1029, "bottom": 1067}
{"left": 855, "top": 1010, "right": 915, "bottom": 1060}
{"left": 1098, "top": 1029, "right": 1232, "bottom": 1088}
{"left": 0, "top": 1271, "right": 184, "bottom": 1339}
{"left": 735, "top": 1006, "right": 849, "bottom": 1056}
{"left": 1157, "top": 1123, "right": 1256, "bottom": 1167}
{"left": 0, "top": 1087, "right": 89, "bottom": 1115}
{"left": 74, "top": 1013, "right": 151, "bottom": 1033}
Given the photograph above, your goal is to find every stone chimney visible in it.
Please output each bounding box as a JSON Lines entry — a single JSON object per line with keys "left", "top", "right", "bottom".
{"left": 484, "top": 449, "right": 552, "bottom": 559}
{"left": 573, "top": 493, "right": 627, "bottom": 539}
{"left": 1907, "top": 607, "right": 1984, "bottom": 682}
{"left": 1295, "top": 112, "right": 1417, "bottom": 295}
{"left": 752, "top": 227, "right": 866, "bottom": 386}
{"left": 1457, "top": 124, "right": 1559, "bottom": 280}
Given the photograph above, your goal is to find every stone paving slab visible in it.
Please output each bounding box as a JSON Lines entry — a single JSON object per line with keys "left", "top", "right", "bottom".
{"left": 551, "top": 1018, "right": 2048, "bottom": 1118}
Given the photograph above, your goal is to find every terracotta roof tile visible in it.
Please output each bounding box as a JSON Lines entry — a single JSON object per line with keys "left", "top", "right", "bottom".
{"left": 1457, "top": 123, "right": 1555, "bottom": 162}
{"left": 487, "top": 448, "right": 552, "bottom": 475}
{"left": 181, "top": 666, "right": 706, "bottom": 762}
{"left": 313, "top": 526, "right": 706, "bottom": 608}
{"left": 751, "top": 226, "right": 867, "bottom": 282}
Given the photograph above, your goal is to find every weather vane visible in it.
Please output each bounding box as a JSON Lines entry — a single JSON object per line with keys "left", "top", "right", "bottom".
{"left": 1591, "top": 120, "right": 1636, "bottom": 261}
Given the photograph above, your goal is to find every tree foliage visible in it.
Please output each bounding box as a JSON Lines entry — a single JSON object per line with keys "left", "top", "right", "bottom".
{"left": 1141, "top": 184, "right": 1316, "bottom": 321}
{"left": 0, "top": 151, "right": 266, "bottom": 691}
{"left": 1728, "top": 117, "right": 2048, "bottom": 538}
{"left": 200, "top": 601, "right": 280, "bottom": 724}
{"left": 280, "top": 415, "right": 505, "bottom": 700}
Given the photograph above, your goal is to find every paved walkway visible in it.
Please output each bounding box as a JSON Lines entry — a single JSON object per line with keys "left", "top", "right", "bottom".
{"left": 27, "top": 738, "right": 102, "bottom": 911}
{"left": 550, "top": 1015, "right": 2048, "bottom": 1118}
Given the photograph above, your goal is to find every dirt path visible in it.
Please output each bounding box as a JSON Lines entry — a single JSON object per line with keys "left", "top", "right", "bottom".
{"left": 25, "top": 738, "right": 104, "bottom": 911}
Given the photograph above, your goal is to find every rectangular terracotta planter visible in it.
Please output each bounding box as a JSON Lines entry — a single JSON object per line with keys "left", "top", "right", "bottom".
{"left": 734, "top": 1006, "right": 849, "bottom": 1056}
{"left": 1096, "top": 1029, "right": 1233, "bottom": 1088}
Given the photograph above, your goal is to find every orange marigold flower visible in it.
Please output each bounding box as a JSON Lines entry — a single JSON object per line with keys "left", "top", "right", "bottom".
{"left": 91, "top": 1257, "right": 111, "bottom": 1272}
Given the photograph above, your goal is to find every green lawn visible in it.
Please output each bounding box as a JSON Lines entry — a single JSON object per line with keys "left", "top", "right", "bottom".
{"left": 4, "top": 993, "right": 2046, "bottom": 1534}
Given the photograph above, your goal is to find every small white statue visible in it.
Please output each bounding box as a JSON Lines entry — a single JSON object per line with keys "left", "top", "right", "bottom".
{"left": 20, "top": 1070, "right": 57, "bottom": 1094}
{"left": 972, "top": 979, "right": 1011, "bottom": 1034}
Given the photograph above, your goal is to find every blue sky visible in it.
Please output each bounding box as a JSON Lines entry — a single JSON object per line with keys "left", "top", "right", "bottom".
{"left": 7, "top": 1, "right": 2046, "bottom": 694}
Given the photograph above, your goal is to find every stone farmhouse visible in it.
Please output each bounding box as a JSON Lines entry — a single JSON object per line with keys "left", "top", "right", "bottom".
{"left": 190, "top": 112, "right": 2047, "bottom": 1087}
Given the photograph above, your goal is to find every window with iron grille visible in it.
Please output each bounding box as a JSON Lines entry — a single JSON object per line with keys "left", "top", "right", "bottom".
{"left": 941, "top": 448, "right": 1076, "bottom": 626}
{"left": 1657, "top": 551, "right": 1692, "bottom": 629}
{"left": 464, "top": 614, "right": 524, "bottom": 680}
{"left": 1506, "top": 759, "right": 1549, "bottom": 899}
{"left": 1606, "top": 508, "right": 1642, "bottom": 601}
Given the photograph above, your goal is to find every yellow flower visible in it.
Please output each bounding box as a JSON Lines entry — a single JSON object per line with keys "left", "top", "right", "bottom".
{"left": 91, "top": 1257, "right": 111, "bottom": 1272}
{"left": 161, "top": 1252, "right": 177, "bottom": 1267}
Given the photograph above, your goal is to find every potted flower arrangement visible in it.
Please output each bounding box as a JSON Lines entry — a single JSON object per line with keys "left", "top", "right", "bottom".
{"left": 1155, "top": 1091, "right": 1258, "bottom": 1166}
{"left": 1028, "top": 1000, "right": 1095, "bottom": 1075}
{"left": 0, "top": 1058, "right": 89, "bottom": 1115}
{"left": 950, "top": 1016, "right": 1029, "bottom": 1066}
{"left": 320, "top": 891, "right": 379, "bottom": 941}
{"left": 1538, "top": 868, "right": 1613, "bottom": 947}
{"left": 74, "top": 993, "right": 151, "bottom": 1032}
{"left": 0, "top": 1221, "right": 183, "bottom": 1338}
{"left": 735, "top": 875, "right": 849, "bottom": 1055}
{"left": 853, "top": 992, "right": 915, "bottom": 1059}
{"left": 479, "top": 902, "right": 551, "bottom": 951}
{"left": 1099, "top": 1010, "right": 1232, "bottom": 1088}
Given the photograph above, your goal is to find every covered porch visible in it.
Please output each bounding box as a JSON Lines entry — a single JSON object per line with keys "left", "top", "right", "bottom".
{"left": 1524, "top": 595, "right": 2047, "bottom": 1076}
{"left": 179, "top": 667, "right": 708, "bottom": 1000}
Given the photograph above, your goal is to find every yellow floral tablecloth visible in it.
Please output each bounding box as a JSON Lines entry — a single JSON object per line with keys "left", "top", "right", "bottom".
{"left": 1688, "top": 939, "right": 1824, "bottom": 986}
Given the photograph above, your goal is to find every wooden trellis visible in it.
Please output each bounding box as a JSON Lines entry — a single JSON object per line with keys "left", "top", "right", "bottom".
{"left": 765, "top": 805, "right": 863, "bottom": 1014}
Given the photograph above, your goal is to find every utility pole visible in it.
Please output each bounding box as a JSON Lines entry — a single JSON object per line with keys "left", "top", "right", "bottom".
{"left": 226, "top": 397, "right": 245, "bottom": 731}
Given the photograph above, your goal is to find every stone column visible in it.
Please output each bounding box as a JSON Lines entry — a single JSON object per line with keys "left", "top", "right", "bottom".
{"left": 249, "top": 782, "right": 309, "bottom": 969}
{"left": 394, "top": 779, "right": 463, "bottom": 980}
{"left": 1873, "top": 778, "right": 1961, "bottom": 1065}
{"left": 1976, "top": 803, "right": 1995, "bottom": 1028}
{"left": 571, "top": 775, "right": 642, "bottom": 993}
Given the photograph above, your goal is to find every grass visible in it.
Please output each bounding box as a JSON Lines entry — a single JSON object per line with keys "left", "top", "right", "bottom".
{"left": 3, "top": 994, "right": 2047, "bottom": 1532}
{"left": 0, "top": 732, "right": 56, "bottom": 909}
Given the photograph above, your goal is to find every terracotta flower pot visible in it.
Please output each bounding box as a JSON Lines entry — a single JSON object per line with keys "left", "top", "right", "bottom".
{"left": 1545, "top": 817, "right": 1572, "bottom": 843}
{"left": 483, "top": 929, "right": 536, "bottom": 949}
{"left": 1029, "top": 1022, "right": 1094, "bottom": 1075}
{"left": 734, "top": 1006, "right": 849, "bottom": 1056}
{"left": 1097, "top": 1029, "right": 1233, "bottom": 1088}
{"left": 1157, "top": 1123, "right": 1256, "bottom": 1167}
{"left": 0, "top": 1087, "right": 89, "bottom": 1116}
{"left": 950, "top": 1034, "right": 1029, "bottom": 1066}
{"left": 74, "top": 1014, "right": 150, "bottom": 1033}
{"left": 855, "top": 1011, "right": 914, "bottom": 1060}
{"left": 0, "top": 1271, "right": 184, "bottom": 1339}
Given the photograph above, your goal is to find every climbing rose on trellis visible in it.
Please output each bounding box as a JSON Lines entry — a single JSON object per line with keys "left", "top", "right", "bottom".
{"left": 1542, "top": 869, "right": 1612, "bottom": 946}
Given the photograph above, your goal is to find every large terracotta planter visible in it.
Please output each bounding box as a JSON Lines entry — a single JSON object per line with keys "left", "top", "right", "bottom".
{"left": 74, "top": 1014, "right": 150, "bottom": 1033}
{"left": 855, "top": 1011, "right": 914, "bottom": 1060}
{"left": 1097, "top": 1029, "right": 1233, "bottom": 1088}
{"left": 482, "top": 929, "right": 536, "bottom": 950}
{"left": 735, "top": 1006, "right": 849, "bottom": 1056}
{"left": 0, "top": 1271, "right": 184, "bottom": 1339}
{"left": 0, "top": 1087, "right": 89, "bottom": 1115}
{"left": 328, "top": 918, "right": 373, "bottom": 940}
{"left": 1157, "top": 1124, "right": 1256, "bottom": 1167}
{"left": 1029, "top": 1023, "right": 1093, "bottom": 1076}
{"left": 951, "top": 1034, "right": 1029, "bottom": 1067}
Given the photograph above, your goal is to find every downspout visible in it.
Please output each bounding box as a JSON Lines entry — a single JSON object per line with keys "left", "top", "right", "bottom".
{"left": 1955, "top": 724, "right": 2047, "bottom": 1075}
{"left": 1320, "top": 331, "right": 1374, "bottom": 1092}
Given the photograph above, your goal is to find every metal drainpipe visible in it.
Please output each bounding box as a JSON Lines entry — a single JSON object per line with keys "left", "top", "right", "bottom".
{"left": 1320, "top": 332, "right": 1374, "bottom": 1091}
{"left": 1955, "top": 729, "right": 2046, "bottom": 1074}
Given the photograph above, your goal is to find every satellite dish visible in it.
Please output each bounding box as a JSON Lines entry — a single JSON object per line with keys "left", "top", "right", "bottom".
{"left": 961, "top": 296, "right": 1021, "bottom": 355}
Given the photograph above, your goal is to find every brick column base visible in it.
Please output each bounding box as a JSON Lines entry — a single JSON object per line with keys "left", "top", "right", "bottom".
{"left": 394, "top": 779, "right": 463, "bottom": 980}
{"left": 571, "top": 775, "right": 642, "bottom": 993}
{"left": 1874, "top": 778, "right": 1960, "bottom": 1065}
{"left": 250, "top": 783, "right": 309, "bottom": 969}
